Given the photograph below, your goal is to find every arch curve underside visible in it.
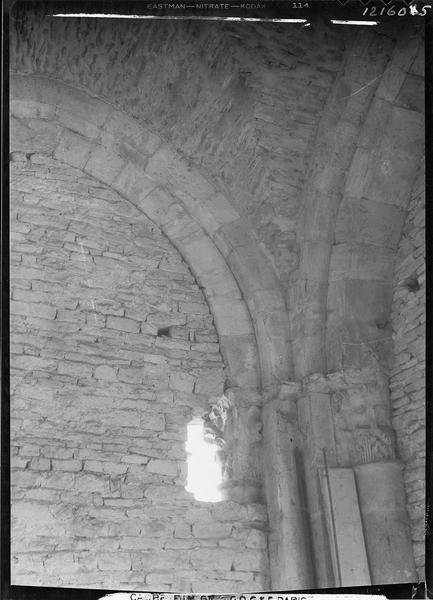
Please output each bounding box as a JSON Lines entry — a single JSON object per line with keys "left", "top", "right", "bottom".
{"left": 10, "top": 73, "right": 292, "bottom": 393}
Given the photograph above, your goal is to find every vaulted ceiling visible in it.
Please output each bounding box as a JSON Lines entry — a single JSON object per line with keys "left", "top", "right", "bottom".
{"left": 10, "top": 11, "right": 424, "bottom": 379}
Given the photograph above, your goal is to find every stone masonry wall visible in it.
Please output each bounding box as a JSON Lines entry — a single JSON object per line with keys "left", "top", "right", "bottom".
{"left": 389, "top": 160, "right": 425, "bottom": 580}
{"left": 10, "top": 13, "right": 344, "bottom": 287}
{"left": 10, "top": 156, "right": 269, "bottom": 592}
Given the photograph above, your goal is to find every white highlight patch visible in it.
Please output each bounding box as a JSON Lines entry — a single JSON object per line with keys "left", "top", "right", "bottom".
{"left": 185, "top": 417, "right": 223, "bottom": 503}
{"left": 51, "top": 13, "right": 307, "bottom": 23}
{"left": 331, "top": 20, "right": 378, "bottom": 25}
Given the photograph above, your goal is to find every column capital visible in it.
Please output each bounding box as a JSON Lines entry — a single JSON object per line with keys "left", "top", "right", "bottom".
{"left": 350, "top": 428, "right": 397, "bottom": 465}
{"left": 206, "top": 391, "right": 264, "bottom": 503}
{"left": 301, "top": 366, "right": 389, "bottom": 394}
{"left": 299, "top": 367, "right": 396, "bottom": 468}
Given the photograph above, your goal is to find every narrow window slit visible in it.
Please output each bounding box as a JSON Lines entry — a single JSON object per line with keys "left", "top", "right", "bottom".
{"left": 185, "top": 417, "right": 223, "bottom": 503}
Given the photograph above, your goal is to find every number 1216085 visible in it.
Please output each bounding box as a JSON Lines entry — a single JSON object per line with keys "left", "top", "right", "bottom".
{"left": 363, "top": 4, "right": 431, "bottom": 16}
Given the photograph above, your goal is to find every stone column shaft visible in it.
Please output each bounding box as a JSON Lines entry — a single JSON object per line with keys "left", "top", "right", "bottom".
{"left": 354, "top": 461, "right": 417, "bottom": 584}
{"left": 262, "top": 395, "right": 313, "bottom": 590}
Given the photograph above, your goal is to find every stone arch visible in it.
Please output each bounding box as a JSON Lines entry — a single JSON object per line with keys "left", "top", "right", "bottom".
{"left": 292, "top": 30, "right": 424, "bottom": 379}
{"left": 10, "top": 73, "right": 291, "bottom": 392}
{"left": 286, "top": 30, "right": 423, "bottom": 588}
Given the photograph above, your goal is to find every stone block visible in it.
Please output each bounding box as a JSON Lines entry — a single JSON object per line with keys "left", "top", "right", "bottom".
{"left": 106, "top": 316, "right": 140, "bottom": 333}
{"left": 13, "top": 355, "right": 57, "bottom": 371}
{"left": 254, "top": 307, "right": 292, "bottom": 384}
{"left": 57, "top": 362, "right": 93, "bottom": 378}
{"left": 56, "top": 309, "right": 86, "bottom": 324}
{"left": 145, "top": 144, "right": 214, "bottom": 200}
{"left": 386, "top": 105, "right": 424, "bottom": 154}
{"left": 132, "top": 548, "right": 185, "bottom": 571}
{"left": 213, "top": 218, "right": 253, "bottom": 256}
{"left": 54, "top": 130, "right": 93, "bottom": 170}
{"left": 178, "top": 301, "right": 210, "bottom": 315}
{"left": 196, "top": 193, "right": 240, "bottom": 236}
{"left": 184, "top": 507, "right": 213, "bottom": 523}
{"left": 12, "top": 499, "right": 65, "bottom": 534}
{"left": 120, "top": 453, "right": 150, "bottom": 465}
{"left": 233, "top": 549, "right": 266, "bottom": 572}
{"left": 135, "top": 186, "right": 176, "bottom": 225}
{"left": 97, "top": 552, "right": 131, "bottom": 571}
{"left": 245, "top": 528, "right": 268, "bottom": 549}
{"left": 192, "top": 521, "right": 233, "bottom": 539}
{"left": 57, "top": 109, "right": 101, "bottom": 140}
{"left": 164, "top": 538, "right": 197, "bottom": 550}
{"left": 28, "top": 457, "right": 51, "bottom": 471}
{"left": 374, "top": 62, "right": 407, "bottom": 103}
{"left": 112, "top": 138, "right": 151, "bottom": 171}
{"left": 113, "top": 163, "right": 157, "bottom": 202}
{"left": 194, "top": 371, "right": 224, "bottom": 395}
{"left": 345, "top": 146, "right": 421, "bottom": 209}
{"left": 190, "top": 548, "right": 234, "bottom": 571}
{"left": 246, "top": 504, "right": 268, "bottom": 522}
{"left": 120, "top": 536, "right": 164, "bottom": 550}
{"left": 94, "top": 365, "right": 117, "bottom": 381}
{"left": 174, "top": 522, "right": 192, "bottom": 538}
{"left": 191, "top": 341, "right": 220, "bottom": 354}
{"left": 74, "top": 473, "right": 111, "bottom": 495}
{"left": 12, "top": 99, "right": 56, "bottom": 120}
{"left": 329, "top": 243, "right": 395, "bottom": 282}
{"left": 146, "top": 459, "right": 178, "bottom": 477}
{"left": 10, "top": 117, "right": 32, "bottom": 153}
{"left": 57, "top": 86, "right": 111, "bottom": 127}
{"left": 183, "top": 244, "right": 241, "bottom": 299}
{"left": 9, "top": 74, "right": 54, "bottom": 104}
{"left": 228, "top": 243, "right": 279, "bottom": 295}
{"left": 84, "top": 145, "right": 126, "bottom": 185}
{"left": 103, "top": 110, "right": 162, "bottom": 156}
{"left": 19, "top": 488, "right": 60, "bottom": 503}
{"left": 328, "top": 279, "right": 392, "bottom": 328}
{"left": 10, "top": 300, "right": 56, "bottom": 320}
{"left": 11, "top": 455, "right": 29, "bottom": 469}
{"left": 117, "top": 367, "right": 142, "bottom": 384}
{"left": 84, "top": 460, "right": 128, "bottom": 476}
{"left": 145, "top": 572, "right": 175, "bottom": 586}
{"left": 51, "top": 459, "right": 82, "bottom": 472}
{"left": 44, "top": 553, "right": 78, "bottom": 576}
{"left": 356, "top": 99, "right": 392, "bottom": 151}
{"left": 40, "top": 471, "right": 75, "bottom": 490}
{"left": 211, "top": 297, "right": 252, "bottom": 336}
{"left": 211, "top": 501, "right": 248, "bottom": 522}
{"left": 219, "top": 334, "right": 259, "bottom": 389}
{"left": 18, "top": 445, "right": 40, "bottom": 457}
{"left": 163, "top": 206, "right": 204, "bottom": 243}
{"left": 140, "top": 413, "right": 165, "bottom": 431}
{"left": 335, "top": 197, "right": 405, "bottom": 249}
{"left": 169, "top": 372, "right": 196, "bottom": 393}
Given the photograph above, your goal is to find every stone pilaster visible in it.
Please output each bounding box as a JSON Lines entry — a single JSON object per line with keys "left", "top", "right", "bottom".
{"left": 299, "top": 369, "right": 416, "bottom": 587}
{"left": 354, "top": 461, "right": 417, "bottom": 584}
{"left": 262, "top": 382, "right": 314, "bottom": 590}
{"left": 297, "top": 374, "right": 337, "bottom": 587}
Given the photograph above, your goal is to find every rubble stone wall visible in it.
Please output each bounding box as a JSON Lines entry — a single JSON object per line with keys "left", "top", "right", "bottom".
{"left": 10, "top": 14, "right": 344, "bottom": 288}
{"left": 390, "top": 160, "right": 425, "bottom": 580}
{"left": 10, "top": 157, "right": 269, "bottom": 592}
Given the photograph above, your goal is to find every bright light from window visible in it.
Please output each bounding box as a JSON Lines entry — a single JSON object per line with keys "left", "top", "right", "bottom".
{"left": 185, "top": 417, "right": 223, "bottom": 503}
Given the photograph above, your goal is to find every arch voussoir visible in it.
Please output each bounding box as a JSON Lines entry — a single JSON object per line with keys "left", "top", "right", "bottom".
{"left": 10, "top": 73, "right": 294, "bottom": 390}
